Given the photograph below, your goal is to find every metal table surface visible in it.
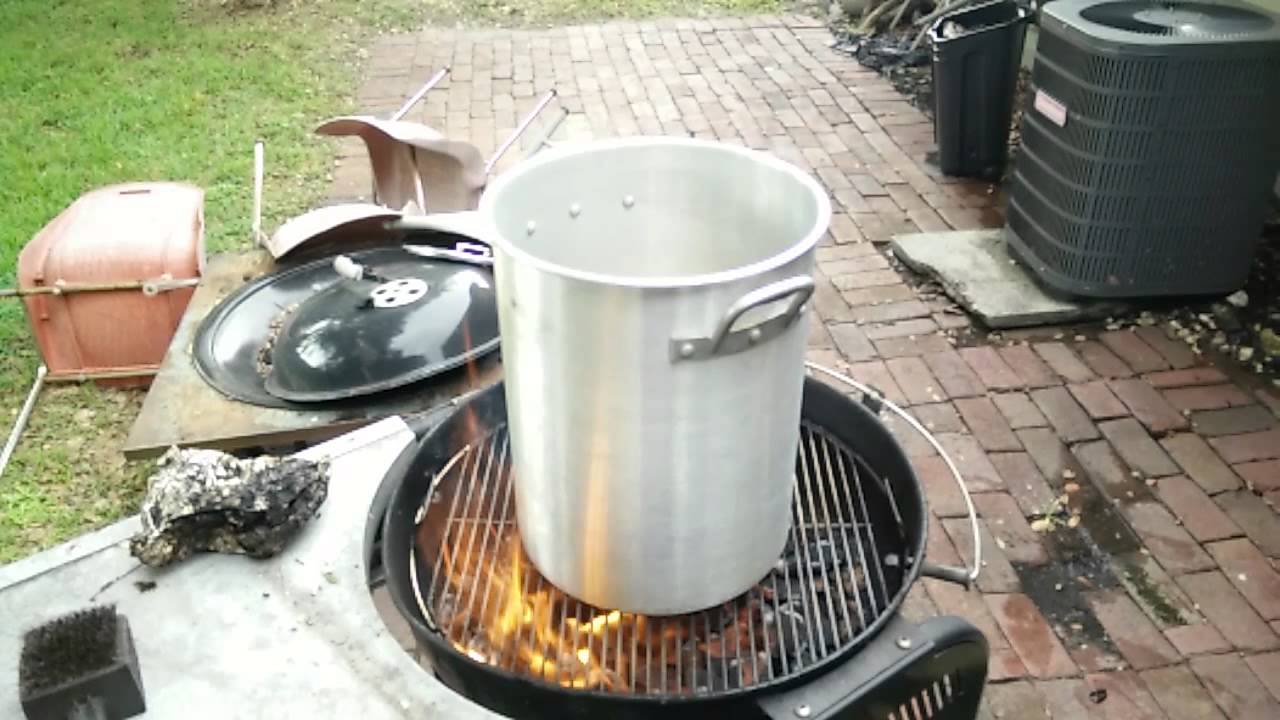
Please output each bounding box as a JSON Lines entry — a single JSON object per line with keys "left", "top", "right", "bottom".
{"left": 1, "top": 418, "right": 498, "bottom": 719}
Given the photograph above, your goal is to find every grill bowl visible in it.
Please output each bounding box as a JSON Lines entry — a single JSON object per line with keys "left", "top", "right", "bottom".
{"left": 377, "top": 378, "right": 928, "bottom": 719}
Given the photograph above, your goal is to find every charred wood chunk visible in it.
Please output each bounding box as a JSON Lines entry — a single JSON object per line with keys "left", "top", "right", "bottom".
{"left": 129, "top": 448, "right": 328, "bottom": 567}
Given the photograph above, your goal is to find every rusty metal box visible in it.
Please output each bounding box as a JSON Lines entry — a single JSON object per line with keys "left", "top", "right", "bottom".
{"left": 18, "top": 182, "right": 205, "bottom": 386}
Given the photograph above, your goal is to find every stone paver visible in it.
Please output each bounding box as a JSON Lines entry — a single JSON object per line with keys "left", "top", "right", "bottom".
{"left": 351, "top": 19, "right": 1280, "bottom": 716}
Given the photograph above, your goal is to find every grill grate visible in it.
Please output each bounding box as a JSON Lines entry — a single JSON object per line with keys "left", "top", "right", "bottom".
{"left": 409, "top": 421, "right": 907, "bottom": 698}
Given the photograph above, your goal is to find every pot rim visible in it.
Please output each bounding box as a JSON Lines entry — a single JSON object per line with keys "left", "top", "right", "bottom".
{"left": 479, "top": 136, "right": 832, "bottom": 290}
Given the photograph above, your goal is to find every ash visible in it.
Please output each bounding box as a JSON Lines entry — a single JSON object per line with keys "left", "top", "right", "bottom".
{"left": 129, "top": 447, "right": 328, "bottom": 567}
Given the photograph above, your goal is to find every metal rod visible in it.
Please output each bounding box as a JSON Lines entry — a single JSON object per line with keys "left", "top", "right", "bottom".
{"left": 484, "top": 89, "right": 558, "bottom": 176}
{"left": 42, "top": 366, "right": 158, "bottom": 383}
{"left": 0, "top": 364, "right": 46, "bottom": 480}
{"left": 805, "top": 361, "right": 982, "bottom": 586}
{"left": 1, "top": 277, "right": 198, "bottom": 298}
{"left": 808, "top": 428, "right": 856, "bottom": 640}
{"left": 798, "top": 428, "right": 842, "bottom": 656}
{"left": 527, "top": 106, "right": 571, "bottom": 156}
{"left": 391, "top": 67, "right": 451, "bottom": 121}
{"left": 252, "top": 140, "right": 265, "bottom": 246}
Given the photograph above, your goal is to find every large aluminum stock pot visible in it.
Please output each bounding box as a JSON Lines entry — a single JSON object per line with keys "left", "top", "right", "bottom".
{"left": 479, "top": 137, "right": 832, "bottom": 614}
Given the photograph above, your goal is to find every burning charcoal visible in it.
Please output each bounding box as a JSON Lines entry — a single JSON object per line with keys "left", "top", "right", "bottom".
{"left": 129, "top": 447, "right": 328, "bottom": 567}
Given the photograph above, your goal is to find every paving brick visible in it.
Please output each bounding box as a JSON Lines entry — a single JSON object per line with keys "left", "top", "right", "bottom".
{"left": 1141, "top": 664, "right": 1228, "bottom": 720}
{"left": 885, "top": 356, "right": 945, "bottom": 405}
{"left": 983, "top": 680, "right": 1049, "bottom": 719}
{"left": 988, "top": 647, "right": 1029, "bottom": 682}
{"left": 1061, "top": 671, "right": 1165, "bottom": 720}
{"left": 1110, "top": 379, "right": 1190, "bottom": 434}
{"left": 911, "top": 402, "right": 964, "bottom": 433}
{"left": 954, "top": 397, "right": 1021, "bottom": 452}
{"left": 821, "top": 254, "right": 890, "bottom": 275}
{"left": 899, "top": 582, "right": 940, "bottom": 623}
{"left": 1069, "top": 381, "right": 1130, "bottom": 420}
{"left": 958, "top": 346, "right": 1024, "bottom": 391}
{"left": 989, "top": 452, "right": 1057, "bottom": 515}
{"left": 1244, "top": 651, "right": 1280, "bottom": 704}
{"left": 1100, "top": 330, "right": 1171, "bottom": 373}
{"left": 1033, "top": 341, "right": 1096, "bottom": 383}
{"left": 1214, "top": 490, "right": 1280, "bottom": 557}
{"left": 1210, "top": 429, "right": 1280, "bottom": 463}
{"left": 1135, "top": 326, "right": 1198, "bottom": 370}
{"left": 998, "top": 345, "right": 1059, "bottom": 388}
{"left": 862, "top": 317, "right": 937, "bottom": 341}
{"left": 1084, "top": 589, "right": 1180, "bottom": 670}
{"left": 923, "top": 577, "right": 1009, "bottom": 651}
{"left": 1191, "top": 405, "right": 1276, "bottom": 437}
{"left": 1078, "top": 341, "right": 1136, "bottom": 379}
{"left": 916, "top": 454, "right": 968, "bottom": 516}
{"left": 842, "top": 359, "right": 906, "bottom": 405}
{"left": 1176, "top": 571, "right": 1279, "bottom": 651}
{"left": 1189, "top": 653, "right": 1280, "bottom": 720}
{"left": 1164, "top": 622, "right": 1231, "bottom": 656}
{"left": 882, "top": 412, "right": 938, "bottom": 458}
{"left": 827, "top": 322, "right": 876, "bottom": 363}
{"left": 1122, "top": 501, "right": 1216, "bottom": 574}
{"left": 1205, "top": 538, "right": 1280, "bottom": 620}
{"left": 921, "top": 350, "right": 986, "bottom": 399}
{"left": 811, "top": 269, "right": 856, "bottom": 323}
{"left": 1155, "top": 476, "right": 1241, "bottom": 542}
{"left": 1113, "top": 550, "right": 1202, "bottom": 628}
{"left": 943, "top": 517, "right": 1019, "bottom": 592}
{"left": 935, "top": 433, "right": 1004, "bottom": 492}
{"left": 1031, "top": 387, "right": 1102, "bottom": 443}
{"left": 1099, "top": 418, "right": 1180, "bottom": 478}
{"left": 1019, "top": 427, "right": 1085, "bottom": 487}
{"left": 985, "top": 593, "right": 1078, "bottom": 679}
{"left": 1235, "top": 460, "right": 1280, "bottom": 492}
{"left": 1164, "top": 384, "right": 1253, "bottom": 412}
{"left": 839, "top": 283, "right": 914, "bottom": 307}
{"left": 1258, "top": 387, "right": 1280, "bottom": 418}
{"left": 1145, "top": 367, "right": 1231, "bottom": 388}
{"left": 872, "top": 332, "right": 953, "bottom": 359}
{"left": 849, "top": 299, "right": 933, "bottom": 324}
{"left": 992, "top": 392, "right": 1049, "bottom": 429}
{"left": 973, "top": 492, "right": 1048, "bottom": 564}
{"left": 829, "top": 268, "right": 901, "bottom": 290}
{"left": 1160, "top": 434, "right": 1242, "bottom": 494}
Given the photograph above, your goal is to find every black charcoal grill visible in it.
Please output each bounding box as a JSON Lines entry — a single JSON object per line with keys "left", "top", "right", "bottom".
{"left": 370, "top": 370, "right": 989, "bottom": 719}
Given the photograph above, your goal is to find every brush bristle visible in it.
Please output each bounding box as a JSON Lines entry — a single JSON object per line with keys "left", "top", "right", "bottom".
{"left": 19, "top": 605, "right": 120, "bottom": 697}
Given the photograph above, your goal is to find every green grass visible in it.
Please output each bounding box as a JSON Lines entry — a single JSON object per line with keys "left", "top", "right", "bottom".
{"left": 0, "top": 0, "right": 789, "bottom": 563}
{"left": 0, "top": 0, "right": 421, "bottom": 563}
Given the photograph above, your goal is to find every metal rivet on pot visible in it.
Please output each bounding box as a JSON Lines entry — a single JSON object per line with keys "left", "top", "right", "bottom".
{"left": 794, "top": 705, "right": 812, "bottom": 718}
{"left": 622, "top": 195, "right": 635, "bottom": 209}
{"left": 748, "top": 328, "right": 763, "bottom": 344}
{"left": 568, "top": 203, "right": 581, "bottom": 218}
{"left": 896, "top": 636, "right": 912, "bottom": 650}
{"left": 679, "top": 342, "right": 695, "bottom": 358}
{"left": 526, "top": 220, "right": 537, "bottom": 235}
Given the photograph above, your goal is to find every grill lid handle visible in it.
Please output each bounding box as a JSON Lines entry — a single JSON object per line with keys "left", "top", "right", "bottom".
{"left": 806, "top": 361, "right": 982, "bottom": 588}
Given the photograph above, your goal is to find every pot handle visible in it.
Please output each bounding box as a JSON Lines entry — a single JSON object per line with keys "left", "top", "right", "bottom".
{"left": 670, "top": 276, "right": 814, "bottom": 362}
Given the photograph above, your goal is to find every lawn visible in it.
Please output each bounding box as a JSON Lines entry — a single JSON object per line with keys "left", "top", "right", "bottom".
{"left": 0, "top": 0, "right": 787, "bottom": 563}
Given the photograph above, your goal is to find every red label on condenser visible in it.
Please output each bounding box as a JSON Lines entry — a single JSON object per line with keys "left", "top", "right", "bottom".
{"left": 1034, "top": 90, "right": 1067, "bottom": 127}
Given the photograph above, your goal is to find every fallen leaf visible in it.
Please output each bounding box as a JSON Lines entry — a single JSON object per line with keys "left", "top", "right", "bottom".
{"left": 1063, "top": 469, "right": 1077, "bottom": 480}
{"left": 1030, "top": 517, "right": 1053, "bottom": 533}
{"left": 1067, "top": 515, "right": 1081, "bottom": 528}
{"left": 1065, "top": 482, "right": 1081, "bottom": 493}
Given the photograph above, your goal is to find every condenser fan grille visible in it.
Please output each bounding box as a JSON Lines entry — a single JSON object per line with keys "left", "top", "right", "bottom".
{"left": 1080, "top": 1, "right": 1274, "bottom": 37}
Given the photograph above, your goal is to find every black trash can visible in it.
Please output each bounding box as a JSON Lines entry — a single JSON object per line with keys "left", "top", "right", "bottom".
{"left": 930, "top": 0, "right": 1031, "bottom": 180}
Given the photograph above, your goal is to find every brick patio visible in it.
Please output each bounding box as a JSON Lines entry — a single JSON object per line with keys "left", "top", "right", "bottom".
{"left": 338, "top": 14, "right": 1280, "bottom": 718}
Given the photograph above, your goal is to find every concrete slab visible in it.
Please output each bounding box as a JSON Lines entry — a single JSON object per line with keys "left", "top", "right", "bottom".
{"left": 890, "top": 230, "right": 1128, "bottom": 329}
